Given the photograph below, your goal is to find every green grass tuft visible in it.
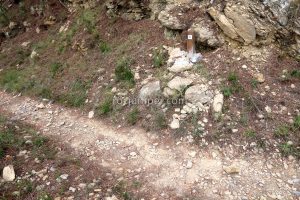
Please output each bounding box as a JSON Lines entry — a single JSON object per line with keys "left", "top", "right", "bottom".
{"left": 115, "top": 58, "right": 135, "bottom": 85}
{"left": 152, "top": 48, "right": 166, "bottom": 68}
{"left": 127, "top": 107, "right": 139, "bottom": 125}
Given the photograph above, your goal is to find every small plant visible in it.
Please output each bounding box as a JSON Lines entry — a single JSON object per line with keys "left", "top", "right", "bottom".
{"left": 0, "top": 69, "right": 23, "bottom": 92}
{"left": 17, "top": 179, "right": 34, "bottom": 194}
{"left": 152, "top": 48, "right": 166, "bottom": 68}
{"left": 79, "top": 9, "right": 97, "bottom": 34}
{"left": 244, "top": 129, "right": 256, "bottom": 138}
{"left": 251, "top": 79, "right": 259, "bottom": 88}
{"left": 0, "top": 5, "right": 9, "bottom": 28}
{"left": 227, "top": 71, "right": 238, "bottom": 83}
{"left": 127, "top": 107, "right": 139, "bottom": 125}
{"left": 290, "top": 70, "right": 300, "bottom": 79}
{"left": 274, "top": 125, "right": 290, "bottom": 137}
{"left": 96, "top": 93, "right": 114, "bottom": 115}
{"left": 279, "top": 142, "right": 298, "bottom": 157}
{"left": 59, "top": 80, "right": 90, "bottom": 107}
{"left": 293, "top": 115, "right": 300, "bottom": 130}
{"left": 33, "top": 136, "right": 48, "bottom": 148}
{"left": 115, "top": 58, "right": 135, "bottom": 85}
{"left": 50, "top": 62, "right": 63, "bottom": 77}
{"left": 153, "top": 111, "right": 167, "bottom": 130}
{"left": 99, "top": 40, "right": 111, "bottom": 53}
{"left": 222, "top": 86, "right": 233, "bottom": 98}
{"left": 37, "top": 192, "right": 53, "bottom": 200}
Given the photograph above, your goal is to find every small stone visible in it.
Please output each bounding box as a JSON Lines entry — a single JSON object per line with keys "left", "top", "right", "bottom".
{"left": 60, "top": 174, "right": 69, "bottom": 180}
{"left": 170, "top": 118, "right": 180, "bottom": 129}
{"left": 242, "top": 65, "right": 248, "bottom": 69}
{"left": 2, "top": 165, "right": 15, "bottom": 182}
{"left": 88, "top": 111, "right": 94, "bottom": 119}
{"left": 212, "top": 93, "right": 224, "bottom": 118}
{"left": 223, "top": 164, "right": 240, "bottom": 174}
{"left": 36, "top": 103, "right": 45, "bottom": 109}
{"left": 188, "top": 151, "right": 197, "bottom": 158}
{"left": 69, "top": 187, "right": 76, "bottom": 192}
{"left": 232, "top": 129, "right": 238, "bottom": 133}
{"left": 291, "top": 84, "right": 295, "bottom": 89}
{"left": 254, "top": 73, "right": 265, "bottom": 83}
{"left": 265, "top": 106, "right": 272, "bottom": 113}
{"left": 186, "top": 160, "right": 193, "bottom": 169}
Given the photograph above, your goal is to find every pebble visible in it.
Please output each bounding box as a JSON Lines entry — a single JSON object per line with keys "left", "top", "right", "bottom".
{"left": 186, "top": 160, "right": 193, "bottom": 169}
{"left": 60, "top": 174, "right": 69, "bottom": 180}
{"left": 88, "top": 111, "right": 94, "bottom": 119}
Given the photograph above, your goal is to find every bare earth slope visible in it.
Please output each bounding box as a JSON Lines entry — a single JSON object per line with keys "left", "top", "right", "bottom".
{"left": 0, "top": 91, "right": 299, "bottom": 200}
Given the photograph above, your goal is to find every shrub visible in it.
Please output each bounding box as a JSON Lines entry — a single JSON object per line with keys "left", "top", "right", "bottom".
{"left": 0, "top": 5, "right": 9, "bottom": 28}
{"left": 152, "top": 48, "right": 166, "bottom": 68}
{"left": 274, "top": 125, "right": 290, "bottom": 137}
{"left": 115, "top": 58, "right": 135, "bottom": 84}
{"left": 99, "top": 41, "right": 111, "bottom": 53}
{"left": 127, "top": 107, "right": 139, "bottom": 125}
{"left": 293, "top": 115, "right": 300, "bottom": 130}
{"left": 96, "top": 93, "right": 114, "bottom": 115}
{"left": 244, "top": 129, "right": 256, "bottom": 138}
{"left": 59, "top": 80, "right": 90, "bottom": 107}
{"left": 50, "top": 62, "right": 63, "bottom": 77}
{"left": 153, "top": 111, "right": 167, "bottom": 129}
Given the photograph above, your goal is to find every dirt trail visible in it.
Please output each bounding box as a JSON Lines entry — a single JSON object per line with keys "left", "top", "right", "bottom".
{"left": 0, "top": 91, "right": 299, "bottom": 199}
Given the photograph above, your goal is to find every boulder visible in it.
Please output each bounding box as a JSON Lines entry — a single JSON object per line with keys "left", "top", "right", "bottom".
{"left": 224, "top": 5, "right": 256, "bottom": 44}
{"left": 263, "top": 0, "right": 292, "bottom": 26}
{"left": 167, "top": 47, "right": 187, "bottom": 65}
{"left": 158, "top": 5, "right": 188, "bottom": 30}
{"left": 208, "top": 7, "right": 240, "bottom": 41}
{"left": 139, "top": 81, "right": 161, "bottom": 101}
{"left": 168, "top": 57, "right": 193, "bottom": 73}
{"left": 167, "top": 76, "right": 193, "bottom": 91}
{"left": 191, "top": 18, "right": 223, "bottom": 47}
{"left": 208, "top": 6, "right": 256, "bottom": 44}
{"left": 185, "top": 84, "right": 214, "bottom": 104}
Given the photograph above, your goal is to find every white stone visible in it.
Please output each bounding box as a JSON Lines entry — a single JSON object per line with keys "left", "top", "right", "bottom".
{"left": 167, "top": 76, "right": 193, "bottom": 91}
{"left": 188, "top": 151, "right": 197, "bottom": 158}
{"left": 139, "top": 81, "right": 161, "bottom": 101}
{"left": 168, "top": 57, "right": 193, "bottom": 73}
{"left": 2, "top": 165, "right": 15, "bottom": 182}
{"left": 60, "top": 174, "right": 69, "bottom": 180}
{"left": 186, "top": 160, "right": 193, "bottom": 169}
{"left": 185, "top": 84, "right": 213, "bottom": 104}
{"left": 88, "top": 111, "right": 94, "bottom": 119}
{"left": 212, "top": 93, "right": 224, "bottom": 118}
{"left": 265, "top": 106, "right": 272, "bottom": 113}
{"left": 170, "top": 118, "right": 180, "bottom": 129}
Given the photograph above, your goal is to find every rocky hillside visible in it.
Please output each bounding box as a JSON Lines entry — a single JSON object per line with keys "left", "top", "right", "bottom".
{"left": 0, "top": 0, "right": 300, "bottom": 199}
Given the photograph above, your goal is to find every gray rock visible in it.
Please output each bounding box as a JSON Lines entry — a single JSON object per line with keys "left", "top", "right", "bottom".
{"left": 167, "top": 76, "right": 193, "bottom": 91}
{"left": 168, "top": 57, "right": 193, "bottom": 73}
{"left": 212, "top": 93, "right": 224, "bottom": 118}
{"left": 139, "top": 81, "right": 161, "bottom": 101}
{"left": 191, "top": 18, "right": 223, "bottom": 47}
{"left": 158, "top": 5, "right": 188, "bottom": 30}
{"left": 163, "top": 87, "right": 177, "bottom": 98}
{"left": 263, "top": 0, "right": 292, "bottom": 26}
{"left": 224, "top": 5, "right": 256, "bottom": 44}
{"left": 208, "top": 6, "right": 256, "bottom": 44}
{"left": 208, "top": 7, "right": 240, "bottom": 41}
{"left": 185, "top": 84, "right": 213, "bottom": 104}
{"left": 2, "top": 165, "right": 15, "bottom": 182}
